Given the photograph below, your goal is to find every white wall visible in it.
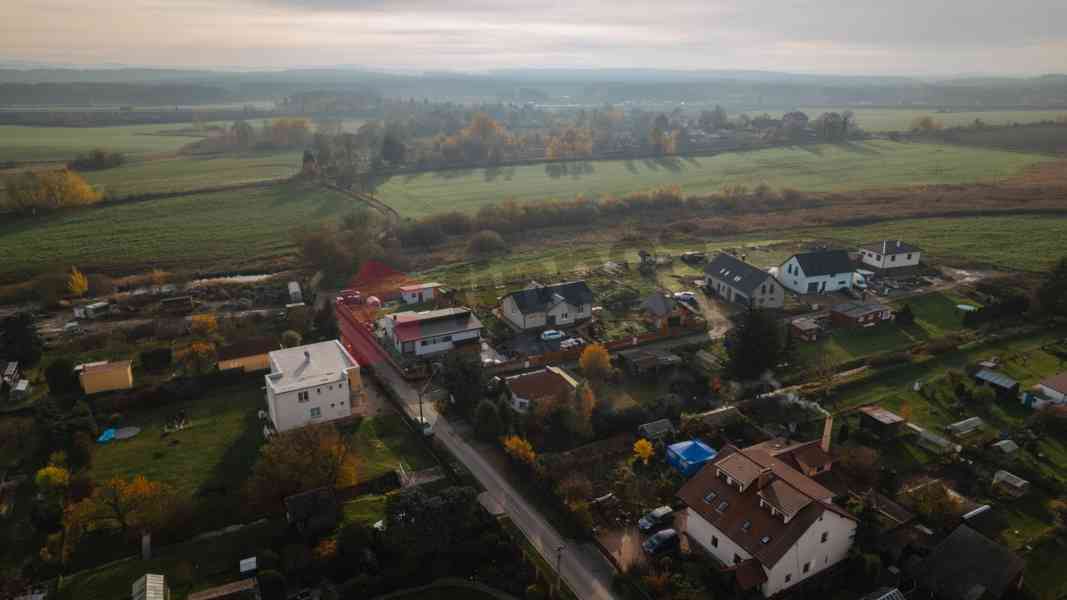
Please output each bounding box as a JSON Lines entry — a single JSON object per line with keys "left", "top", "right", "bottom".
{"left": 706, "top": 276, "right": 785, "bottom": 309}
{"left": 402, "top": 288, "right": 436, "bottom": 304}
{"left": 502, "top": 296, "right": 546, "bottom": 330}
{"left": 780, "top": 257, "right": 853, "bottom": 295}
{"left": 860, "top": 249, "right": 921, "bottom": 270}
{"left": 411, "top": 328, "right": 481, "bottom": 356}
{"left": 268, "top": 377, "right": 352, "bottom": 432}
{"left": 761, "top": 510, "right": 856, "bottom": 597}
{"left": 685, "top": 507, "right": 753, "bottom": 567}
{"left": 502, "top": 297, "right": 590, "bottom": 331}
{"left": 1036, "top": 384, "right": 1066, "bottom": 404}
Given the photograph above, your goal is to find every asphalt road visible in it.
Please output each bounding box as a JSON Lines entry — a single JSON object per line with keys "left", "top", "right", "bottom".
{"left": 363, "top": 355, "right": 619, "bottom": 600}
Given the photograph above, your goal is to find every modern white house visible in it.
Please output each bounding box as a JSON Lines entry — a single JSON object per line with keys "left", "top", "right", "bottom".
{"left": 378, "top": 307, "right": 483, "bottom": 357}
{"left": 704, "top": 253, "right": 785, "bottom": 309}
{"left": 677, "top": 432, "right": 856, "bottom": 597}
{"left": 264, "top": 340, "right": 361, "bottom": 432}
{"left": 399, "top": 282, "right": 444, "bottom": 305}
{"left": 500, "top": 281, "right": 594, "bottom": 331}
{"left": 859, "top": 240, "right": 921, "bottom": 271}
{"left": 1033, "top": 372, "right": 1067, "bottom": 406}
{"left": 503, "top": 366, "right": 579, "bottom": 413}
{"left": 779, "top": 250, "right": 855, "bottom": 295}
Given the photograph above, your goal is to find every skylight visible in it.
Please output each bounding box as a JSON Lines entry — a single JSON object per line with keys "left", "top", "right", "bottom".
{"left": 760, "top": 536, "right": 772, "bottom": 544}
{"left": 703, "top": 491, "right": 718, "bottom": 503}
{"left": 716, "top": 501, "right": 729, "bottom": 513}
{"left": 742, "top": 520, "right": 752, "bottom": 532}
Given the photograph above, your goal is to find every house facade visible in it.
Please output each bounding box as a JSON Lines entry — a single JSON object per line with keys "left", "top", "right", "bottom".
{"left": 779, "top": 250, "right": 855, "bottom": 295}
{"left": 704, "top": 254, "right": 785, "bottom": 309}
{"left": 78, "top": 361, "right": 134, "bottom": 395}
{"left": 399, "top": 282, "right": 444, "bottom": 305}
{"left": 859, "top": 241, "right": 921, "bottom": 271}
{"left": 830, "top": 302, "right": 893, "bottom": 328}
{"left": 504, "top": 366, "right": 579, "bottom": 413}
{"left": 500, "top": 281, "right": 593, "bottom": 331}
{"left": 264, "top": 340, "right": 361, "bottom": 432}
{"left": 378, "top": 307, "right": 483, "bottom": 357}
{"left": 677, "top": 436, "right": 855, "bottom": 597}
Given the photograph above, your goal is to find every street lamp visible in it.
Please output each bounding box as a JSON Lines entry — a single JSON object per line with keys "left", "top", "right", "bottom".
{"left": 418, "top": 361, "right": 443, "bottom": 424}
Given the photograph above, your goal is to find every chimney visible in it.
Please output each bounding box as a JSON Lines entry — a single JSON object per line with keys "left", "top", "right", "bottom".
{"left": 820, "top": 414, "right": 834, "bottom": 453}
{"left": 896, "top": 240, "right": 901, "bottom": 249}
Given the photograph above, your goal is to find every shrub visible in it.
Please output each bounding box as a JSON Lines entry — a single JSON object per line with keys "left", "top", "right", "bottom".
{"left": 140, "top": 347, "right": 172, "bottom": 372}
{"left": 467, "top": 229, "right": 507, "bottom": 255}
{"left": 44, "top": 358, "right": 80, "bottom": 396}
{"left": 67, "top": 149, "right": 126, "bottom": 171}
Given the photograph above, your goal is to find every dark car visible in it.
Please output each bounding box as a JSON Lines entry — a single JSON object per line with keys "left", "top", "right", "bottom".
{"left": 638, "top": 506, "right": 674, "bottom": 532}
{"left": 641, "top": 528, "right": 679, "bottom": 556}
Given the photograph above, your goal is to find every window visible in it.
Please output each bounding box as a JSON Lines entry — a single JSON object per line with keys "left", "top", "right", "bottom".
{"left": 421, "top": 340, "right": 428, "bottom": 346}
{"left": 741, "top": 520, "right": 752, "bottom": 533}
{"left": 711, "top": 536, "right": 718, "bottom": 548}
{"left": 297, "top": 391, "right": 309, "bottom": 403}
{"left": 760, "top": 536, "right": 771, "bottom": 545}
{"left": 891, "top": 255, "right": 897, "bottom": 262}
{"left": 317, "top": 387, "right": 322, "bottom": 395}
{"left": 309, "top": 407, "right": 321, "bottom": 418}
{"left": 803, "top": 562, "right": 811, "bottom": 574}
{"left": 907, "top": 253, "right": 913, "bottom": 260}
{"left": 703, "top": 491, "right": 718, "bottom": 503}
{"left": 821, "top": 531, "right": 828, "bottom": 543}
{"left": 785, "top": 574, "right": 792, "bottom": 583}
{"left": 716, "top": 501, "right": 729, "bottom": 513}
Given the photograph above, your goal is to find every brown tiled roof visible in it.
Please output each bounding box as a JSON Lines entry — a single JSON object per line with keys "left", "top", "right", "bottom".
{"left": 758, "top": 479, "right": 812, "bottom": 516}
{"left": 217, "top": 337, "right": 278, "bottom": 362}
{"left": 715, "top": 450, "right": 766, "bottom": 488}
{"left": 505, "top": 368, "right": 577, "bottom": 403}
{"left": 859, "top": 405, "right": 905, "bottom": 425}
{"left": 1038, "top": 372, "right": 1067, "bottom": 395}
{"left": 187, "top": 578, "right": 257, "bottom": 600}
{"left": 678, "top": 444, "right": 855, "bottom": 569}
{"left": 792, "top": 443, "right": 834, "bottom": 473}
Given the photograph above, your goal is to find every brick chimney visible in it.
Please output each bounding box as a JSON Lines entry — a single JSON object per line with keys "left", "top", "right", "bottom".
{"left": 820, "top": 414, "right": 834, "bottom": 453}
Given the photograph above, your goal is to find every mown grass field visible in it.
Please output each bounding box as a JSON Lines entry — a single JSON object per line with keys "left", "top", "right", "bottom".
{"left": 0, "top": 123, "right": 207, "bottom": 162}
{"left": 351, "top": 414, "right": 437, "bottom": 481}
{"left": 375, "top": 141, "right": 1053, "bottom": 218}
{"left": 791, "top": 107, "right": 1067, "bottom": 132}
{"left": 84, "top": 151, "right": 303, "bottom": 197}
{"left": 0, "top": 180, "right": 356, "bottom": 282}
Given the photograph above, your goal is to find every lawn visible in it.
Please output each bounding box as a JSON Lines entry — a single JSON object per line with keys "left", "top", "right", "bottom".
{"left": 375, "top": 141, "right": 1053, "bottom": 218}
{"left": 88, "top": 381, "right": 265, "bottom": 497}
{"left": 0, "top": 123, "right": 208, "bottom": 162}
{"left": 351, "top": 414, "right": 437, "bottom": 481}
{"left": 341, "top": 493, "right": 389, "bottom": 526}
{"left": 816, "top": 215, "right": 1067, "bottom": 272}
{"left": 83, "top": 151, "right": 303, "bottom": 197}
{"left": 0, "top": 180, "right": 357, "bottom": 282}
{"left": 1023, "top": 534, "right": 1067, "bottom": 599}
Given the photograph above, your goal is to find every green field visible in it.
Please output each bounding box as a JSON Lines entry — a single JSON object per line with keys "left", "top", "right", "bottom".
{"left": 0, "top": 180, "right": 356, "bottom": 282}
{"left": 790, "top": 108, "right": 1067, "bottom": 132}
{"left": 352, "top": 414, "right": 437, "bottom": 481}
{"left": 376, "top": 141, "right": 1053, "bottom": 218}
{"left": 0, "top": 123, "right": 208, "bottom": 162}
{"left": 84, "top": 151, "right": 302, "bottom": 197}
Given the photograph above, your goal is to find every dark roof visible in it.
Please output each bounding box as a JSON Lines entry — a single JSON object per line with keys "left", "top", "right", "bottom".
{"left": 505, "top": 367, "right": 578, "bottom": 402}
{"left": 832, "top": 302, "right": 892, "bottom": 319}
{"left": 187, "top": 579, "right": 257, "bottom": 600}
{"left": 860, "top": 240, "right": 921, "bottom": 255}
{"left": 788, "top": 250, "right": 854, "bottom": 277}
{"left": 913, "top": 525, "right": 1024, "bottom": 600}
{"left": 641, "top": 293, "right": 677, "bottom": 317}
{"left": 503, "top": 281, "right": 593, "bottom": 314}
{"left": 217, "top": 337, "right": 278, "bottom": 362}
{"left": 975, "top": 369, "right": 1019, "bottom": 390}
{"left": 704, "top": 253, "right": 774, "bottom": 295}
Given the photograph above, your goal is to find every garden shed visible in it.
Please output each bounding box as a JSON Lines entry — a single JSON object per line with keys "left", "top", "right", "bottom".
{"left": 946, "top": 416, "right": 985, "bottom": 437}
{"left": 667, "top": 439, "right": 716, "bottom": 477}
{"left": 637, "top": 418, "right": 676, "bottom": 441}
{"left": 973, "top": 369, "right": 1020, "bottom": 400}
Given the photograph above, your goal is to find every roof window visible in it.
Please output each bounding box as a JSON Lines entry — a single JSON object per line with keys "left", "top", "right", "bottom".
{"left": 703, "top": 491, "right": 718, "bottom": 504}
{"left": 716, "top": 501, "right": 729, "bottom": 513}
{"left": 760, "top": 536, "right": 772, "bottom": 544}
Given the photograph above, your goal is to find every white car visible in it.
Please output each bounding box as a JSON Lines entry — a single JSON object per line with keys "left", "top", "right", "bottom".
{"left": 559, "top": 338, "right": 586, "bottom": 350}
{"left": 540, "top": 329, "right": 565, "bottom": 341}
{"left": 674, "top": 291, "right": 698, "bottom": 303}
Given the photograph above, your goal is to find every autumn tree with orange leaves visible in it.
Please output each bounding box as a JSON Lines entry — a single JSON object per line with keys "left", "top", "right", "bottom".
{"left": 63, "top": 475, "right": 177, "bottom": 553}
{"left": 245, "top": 424, "right": 358, "bottom": 510}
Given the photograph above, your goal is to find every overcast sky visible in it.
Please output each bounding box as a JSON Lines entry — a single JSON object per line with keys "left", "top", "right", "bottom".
{"left": 4, "top": 0, "right": 1066, "bottom": 76}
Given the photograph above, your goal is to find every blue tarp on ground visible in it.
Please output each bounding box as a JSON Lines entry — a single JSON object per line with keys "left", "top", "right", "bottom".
{"left": 667, "top": 439, "right": 717, "bottom": 477}
{"left": 97, "top": 428, "right": 116, "bottom": 444}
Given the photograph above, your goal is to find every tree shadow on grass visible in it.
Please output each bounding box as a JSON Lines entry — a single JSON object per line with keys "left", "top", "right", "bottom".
{"left": 195, "top": 392, "right": 266, "bottom": 530}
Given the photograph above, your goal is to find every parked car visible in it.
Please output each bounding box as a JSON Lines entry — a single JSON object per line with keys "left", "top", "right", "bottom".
{"left": 638, "top": 506, "right": 674, "bottom": 532}
{"left": 540, "top": 329, "right": 565, "bottom": 341}
{"left": 559, "top": 337, "right": 585, "bottom": 350}
{"left": 673, "top": 291, "right": 698, "bottom": 304}
{"left": 642, "top": 529, "right": 679, "bottom": 556}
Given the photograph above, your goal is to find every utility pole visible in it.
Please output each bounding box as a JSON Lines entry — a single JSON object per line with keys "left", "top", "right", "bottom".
{"left": 555, "top": 544, "right": 565, "bottom": 598}
{"left": 417, "top": 362, "right": 442, "bottom": 425}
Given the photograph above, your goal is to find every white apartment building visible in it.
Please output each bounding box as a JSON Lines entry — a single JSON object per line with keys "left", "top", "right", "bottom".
{"left": 265, "top": 340, "right": 361, "bottom": 432}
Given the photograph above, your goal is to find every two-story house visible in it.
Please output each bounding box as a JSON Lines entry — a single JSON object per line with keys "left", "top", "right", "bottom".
{"left": 779, "top": 250, "right": 855, "bottom": 295}
{"left": 859, "top": 240, "right": 921, "bottom": 272}
{"left": 677, "top": 431, "right": 856, "bottom": 597}
{"left": 500, "top": 281, "right": 594, "bottom": 331}
{"left": 704, "top": 253, "right": 785, "bottom": 309}
{"left": 264, "top": 340, "right": 362, "bottom": 432}
{"left": 503, "top": 366, "right": 579, "bottom": 413}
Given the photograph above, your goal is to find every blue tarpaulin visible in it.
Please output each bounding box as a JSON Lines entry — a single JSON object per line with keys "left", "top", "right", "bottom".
{"left": 97, "top": 428, "right": 116, "bottom": 443}
{"left": 667, "top": 440, "right": 717, "bottom": 477}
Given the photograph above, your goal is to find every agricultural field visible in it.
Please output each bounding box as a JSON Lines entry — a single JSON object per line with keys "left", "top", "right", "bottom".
{"left": 0, "top": 123, "right": 209, "bottom": 162}
{"left": 936, "top": 123, "right": 1067, "bottom": 154}
{"left": 789, "top": 108, "right": 1067, "bottom": 133}
{"left": 83, "top": 151, "right": 303, "bottom": 197}
{"left": 375, "top": 141, "right": 1054, "bottom": 218}
{"left": 0, "top": 180, "right": 357, "bottom": 282}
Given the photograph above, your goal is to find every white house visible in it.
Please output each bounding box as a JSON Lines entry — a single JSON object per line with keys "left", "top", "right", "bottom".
{"left": 677, "top": 434, "right": 856, "bottom": 597}
{"left": 504, "top": 366, "right": 579, "bottom": 413}
{"left": 859, "top": 240, "right": 921, "bottom": 271}
{"left": 399, "top": 282, "right": 444, "bottom": 305}
{"left": 704, "top": 253, "right": 785, "bottom": 309}
{"left": 500, "top": 281, "right": 594, "bottom": 331}
{"left": 779, "top": 250, "right": 855, "bottom": 295}
{"left": 378, "top": 307, "right": 483, "bottom": 357}
{"left": 265, "top": 340, "right": 361, "bottom": 432}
